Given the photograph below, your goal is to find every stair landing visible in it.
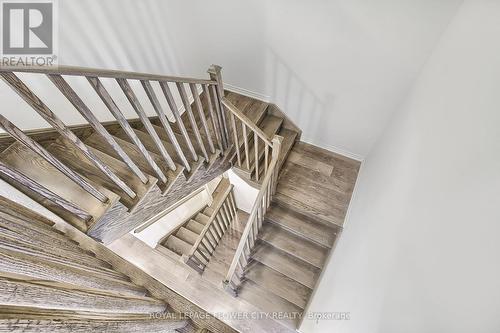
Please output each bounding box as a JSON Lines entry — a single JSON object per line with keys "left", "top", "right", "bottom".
{"left": 274, "top": 142, "right": 360, "bottom": 227}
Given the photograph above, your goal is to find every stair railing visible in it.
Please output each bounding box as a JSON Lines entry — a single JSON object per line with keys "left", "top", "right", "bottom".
{"left": 222, "top": 97, "right": 276, "bottom": 183}
{"left": 223, "top": 134, "right": 283, "bottom": 295}
{"left": 0, "top": 65, "right": 229, "bottom": 230}
{"left": 184, "top": 183, "right": 238, "bottom": 273}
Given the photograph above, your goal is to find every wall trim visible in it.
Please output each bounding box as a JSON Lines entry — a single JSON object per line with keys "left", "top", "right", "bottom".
{"left": 224, "top": 83, "right": 271, "bottom": 103}
{"left": 300, "top": 135, "right": 365, "bottom": 162}
{"left": 223, "top": 83, "right": 365, "bottom": 162}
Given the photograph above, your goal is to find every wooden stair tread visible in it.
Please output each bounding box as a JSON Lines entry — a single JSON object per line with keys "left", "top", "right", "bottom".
{"left": 47, "top": 137, "right": 157, "bottom": 211}
{"left": 273, "top": 191, "right": 344, "bottom": 228}
{"left": 265, "top": 204, "right": 339, "bottom": 248}
{"left": 194, "top": 213, "right": 210, "bottom": 225}
{"left": 258, "top": 223, "right": 327, "bottom": 268}
{"left": 0, "top": 142, "right": 117, "bottom": 231}
{"left": 203, "top": 207, "right": 214, "bottom": 216}
{"left": 211, "top": 242, "right": 237, "bottom": 264}
{"left": 237, "top": 279, "right": 301, "bottom": 329}
{"left": 294, "top": 141, "right": 361, "bottom": 175}
{"left": 164, "top": 235, "right": 192, "bottom": 256}
{"left": 185, "top": 219, "right": 204, "bottom": 234}
{"left": 113, "top": 127, "right": 205, "bottom": 182}
{"left": 155, "top": 243, "right": 181, "bottom": 262}
{"left": 245, "top": 261, "right": 311, "bottom": 309}
{"left": 252, "top": 243, "right": 320, "bottom": 289}
{"left": 84, "top": 132, "right": 185, "bottom": 194}
{"left": 202, "top": 266, "right": 225, "bottom": 288}
{"left": 176, "top": 227, "right": 198, "bottom": 245}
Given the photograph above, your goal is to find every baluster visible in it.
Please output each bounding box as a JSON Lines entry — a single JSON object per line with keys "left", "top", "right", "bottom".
{"left": 271, "top": 135, "right": 283, "bottom": 194}
{"left": 141, "top": 80, "right": 191, "bottom": 172}
{"left": 190, "top": 83, "right": 215, "bottom": 154}
{"left": 211, "top": 220, "right": 223, "bottom": 239}
{"left": 219, "top": 205, "right": 230, "bottom": 229}
{"left": 248, "top": 222, "right": 255, "bottom": 248}
{"left": 222, "top": 202, "right": 232, "bottom": 226}
{"left": 48, "top": 75, "right": 150, "bottom": 185}
{"left": 208, "top": 65, "right": 229, "bottom": 145}
{"left": 202, "top": 84, "right": 223, "bottom": 152}
{"left": 216, "top": 214, "right": 226, "bottom": 232}
{"left": 202, "top": 236, "right": 215, "bottom": 254}
{"left": 229, "top": 113, "right": 241, "bottom": 166}
{"left": 0, "top": 114, "right": 108, "bottom": 203}
{"left": 87, "top": 77, "right": 167, "bottom": 183}
{"left": 229, "top": 191, "right": 237, "bottom": 215}
{"left": 176, "top": 82, "right": 208, "bottom": 161}
{"left": 0, "top": 162, "right": 92, "bottom": 222}
{"left": 0, "top": 72, "right": 136, "bottom": 199}
{"left": 242, "top": 124, "right": 250, "bottom": 170}
{"left": 159, "top": 81, "right": 198, "bottom": 161}
{"left": 239, "top": 251, "right": 248, "bottom": 268}
{"left": 244, "top": 240, "right": 251, "bottom": 258}
{"left": 208, "top": 224, "right": 219, "bottom": 244}
{"left": 257, "top": 206, "right": 263, "bottom": 230}
{"left": 196, "top": 247, "right": 210, "bottom": 263}
{"left": 117, "top": 78, "right": 177, "bottom": 171}
{"left": 254, "top": 135, "right": 260, "bottom": 181}
{"left": 264, "top": 144, "right": 269, "bottom": 177}
{"left": 209, "top": 85, "right": 228, "bottom": 149}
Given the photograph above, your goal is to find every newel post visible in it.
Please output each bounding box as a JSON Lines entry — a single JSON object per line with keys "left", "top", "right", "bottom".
{"left": 271, "top": 135, "right": 283, "bottom": 195}
{"left": 208, "top": 65, "right": 229, "bottom": 149}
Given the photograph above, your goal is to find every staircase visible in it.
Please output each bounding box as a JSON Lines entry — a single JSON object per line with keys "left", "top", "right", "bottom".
{"left": 0, "top": 195, "right": 191, "bottom": 332}
{"left": 0, "top": 64, "right": 361, "bottom": 332}
{"left": 156, "top": 179, "right": 234, "bottom": 265}
{"left": 0, "top": 65, "right": 236, "bottom": 244}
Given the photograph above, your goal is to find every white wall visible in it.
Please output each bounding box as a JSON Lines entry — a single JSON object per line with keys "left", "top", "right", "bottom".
{"left": 1, "top": 0, "right": 461, "bottom": 159}
{"left": 301, "top": 1, "right": 500, "bottom": 332}
{"left": 132, "top": 176, "right": 222, "bottom": 248}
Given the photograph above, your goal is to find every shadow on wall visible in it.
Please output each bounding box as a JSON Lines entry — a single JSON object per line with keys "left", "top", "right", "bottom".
{"left": 265, "top": 47, "right": 336, "bottom": 139}
{"left": 62, "top": 1, "right": 183, "bottom": 74}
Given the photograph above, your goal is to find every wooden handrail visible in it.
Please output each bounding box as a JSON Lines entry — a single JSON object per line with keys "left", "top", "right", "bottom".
{"left": 0, "top": 65, "right": 217, "bottom": 85}
{"left": 185, "top": 183, "right": 237, "bottom": 272}
{"left": 187, "top": 184, "right": 233, "bottom": 257}
{"left": 223, "top": 135, "right": 283, "bottom": 293}
{"left": 222, "top": 97, "right": 272, "bottom": 146}
{"left": 0, "top": 63, "right": 231, "bottom": 228}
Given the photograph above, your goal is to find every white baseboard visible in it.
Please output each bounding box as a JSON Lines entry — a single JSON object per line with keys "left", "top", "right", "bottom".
{"left": 224, "top": 83, "right": 271, "bottom": 103}
{"left": 301, "top": 135, "right": 365, "bottom": 162}
{"left": 222, "top": 84, "right": 365, "bottom": 162}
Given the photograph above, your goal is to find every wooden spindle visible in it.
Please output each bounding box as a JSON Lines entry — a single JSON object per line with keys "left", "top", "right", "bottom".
{"left": 117, "top": 78, "right": 177, "bottom": 171}
{"left": 190, "top": 83, "right": 215, "bottom": 154}
{"left": 209, "top": 85, "right": 228, "bottom": 149}
{"left": 216, "top": 214, "right": 226, "bottom": 232}
{"left": 48, "top": 74, "right": 149, "bottom": 185}
{"left": 87, "top": 77, "right": 168, "bottom": 183}
{"left": 242, "top": 123, "right": 250, "bottom": 170}
{"left": 0, "top": 114, "right": 108, "bottom": 203}
{"left": 207, "top": 65, "right": 229, "bottom": 145}
{"left": 202, "top": 84, "right": 223, "bottom": 152}
{"left": 0, "top": 162, "right": 92, "bottom": 222}
{"left": 0, "top": 72, "right": 136, "bottom": 199}
{"left": 230, "top": 113, "right": 241, "bottom": 166}
{"left": 264, "top": 143, "right": 269, "bottom": 177}
{"left": 176, "top": 82, "right": 209, "bottom": 161}
{"left": 141, "top": 80, "right": 191, "bottom": 172}
{"left": 159, "top": 81, "right": 198, "bottom": 161}
{"left": 254, "top": 135, "right": 260, "bottom": 181}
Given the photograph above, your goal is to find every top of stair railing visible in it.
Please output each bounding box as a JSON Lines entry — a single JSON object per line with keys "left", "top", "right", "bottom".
{"left": 0, "top": 65, "right": 218, "bottom": 85}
